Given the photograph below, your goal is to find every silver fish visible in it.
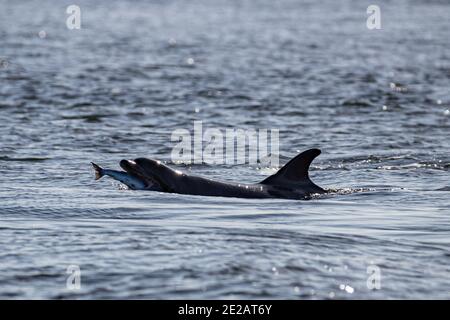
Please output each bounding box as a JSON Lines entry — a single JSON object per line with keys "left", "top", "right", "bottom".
{"left": 91, "top": 162, "right": 148, "bottom": 190}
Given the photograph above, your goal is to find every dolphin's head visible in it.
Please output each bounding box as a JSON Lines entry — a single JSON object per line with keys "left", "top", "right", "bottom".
{"left": 120, "top": 158, "right": 181, "bottom": 192}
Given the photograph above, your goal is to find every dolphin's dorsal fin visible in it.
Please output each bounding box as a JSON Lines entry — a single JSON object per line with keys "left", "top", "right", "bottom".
{"left": 260, "top": 149, "right": 322, "bottom": 187}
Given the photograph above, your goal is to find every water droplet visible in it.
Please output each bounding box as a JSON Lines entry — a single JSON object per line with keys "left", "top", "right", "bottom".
{"left": 329, "top": 291, "right": 335, "bottom": 298}
{"left": 111, "top": 87, "right": 122, "bottom": 95}
{"left": 187, "top": 57, "right": 195, "bottom": 65}
{"left": 345, "top": 285, "right": 354, "bottom": 294}
{"left": 294, "top": 286, "right": 300, "bottom": 293}
{"left": 444, "top": 109, "right": 449, "bottom": 116}
{"left": 194, "top": 107, "right": 200, "bottom": 113}
{"left": 340, "top": 284, "right": 354, "bottom": 293}
{"left": 382, "top": 105, "right": 388, "bottom": 111}
{"left": 38, "top": 30, "right": 47, "bottom": 39}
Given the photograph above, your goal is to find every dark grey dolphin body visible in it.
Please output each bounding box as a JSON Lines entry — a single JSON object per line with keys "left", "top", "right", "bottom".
{"left": 92, "top": 149, "right": 326, "bottom": 200}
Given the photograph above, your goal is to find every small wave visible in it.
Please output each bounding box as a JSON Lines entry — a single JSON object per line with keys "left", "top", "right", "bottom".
{"left": 0, "top": 156, "right": 50, "bottom": 162}
{"left": 324, "top": 187, "right": 375, "bottom": 196}
{"left": 60, "top": 113, "right": 117, "bottom": 123}
{"left": 377, "top": 162, "right": 449, "bottom": 171}
{"left": 340, "top": 99, "right": 373, "bottom": 108}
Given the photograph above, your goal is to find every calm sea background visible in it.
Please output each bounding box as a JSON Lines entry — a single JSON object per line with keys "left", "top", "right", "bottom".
{"left": 0, "top": 0, "right": 449, "bottom": 299}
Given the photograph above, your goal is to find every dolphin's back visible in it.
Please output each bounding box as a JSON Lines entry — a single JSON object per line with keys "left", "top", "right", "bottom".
{"left": 172, "top": 149, "right": 324, "bottom": 199}
{"left": 174, "top": 175, "right": 272, "bottom": 198}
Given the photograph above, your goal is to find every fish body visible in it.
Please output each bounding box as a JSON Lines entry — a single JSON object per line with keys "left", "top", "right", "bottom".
{"left": 91, "top": 162, "right": 147, "bottom": 190}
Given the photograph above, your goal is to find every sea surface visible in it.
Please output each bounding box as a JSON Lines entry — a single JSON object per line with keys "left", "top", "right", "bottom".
{"left": 0, "top": 0, "right": 449, "bottom": 299}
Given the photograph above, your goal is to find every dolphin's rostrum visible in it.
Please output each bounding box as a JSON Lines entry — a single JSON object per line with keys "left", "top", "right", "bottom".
{"left": 92, "top": 149, "right": 326, "bottom": 200}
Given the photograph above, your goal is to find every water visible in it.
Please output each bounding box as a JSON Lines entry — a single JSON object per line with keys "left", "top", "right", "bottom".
{"left": 0, "top": 0, "right": 449, "bottom": 299}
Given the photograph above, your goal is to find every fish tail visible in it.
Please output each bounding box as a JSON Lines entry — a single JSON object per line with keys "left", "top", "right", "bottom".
{"left": 91, "top": 162, "right": 104, "bottom": 180}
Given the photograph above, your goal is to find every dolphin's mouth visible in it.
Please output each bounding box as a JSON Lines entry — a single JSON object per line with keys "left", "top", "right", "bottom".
{"left": 119, "top": 160, "right": 164, "bottom": 191}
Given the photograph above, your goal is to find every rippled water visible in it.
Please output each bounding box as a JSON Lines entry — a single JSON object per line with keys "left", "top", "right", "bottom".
{"left": 1, "top": 0, "right": 449, "bottom": 299}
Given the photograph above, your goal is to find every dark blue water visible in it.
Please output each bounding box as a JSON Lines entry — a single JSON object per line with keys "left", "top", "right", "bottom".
{"left": 0, "top": 0, "right": 449, "bottom": 299}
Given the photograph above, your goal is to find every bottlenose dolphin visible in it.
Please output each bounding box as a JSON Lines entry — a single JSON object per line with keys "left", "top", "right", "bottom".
{"left": 92, "top": 148, "right": 326, "bottom": 200}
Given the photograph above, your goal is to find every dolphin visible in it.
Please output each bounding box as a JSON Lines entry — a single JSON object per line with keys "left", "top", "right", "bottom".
{"left": 92, "top": 148, "right": 326, "bottom": 200}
